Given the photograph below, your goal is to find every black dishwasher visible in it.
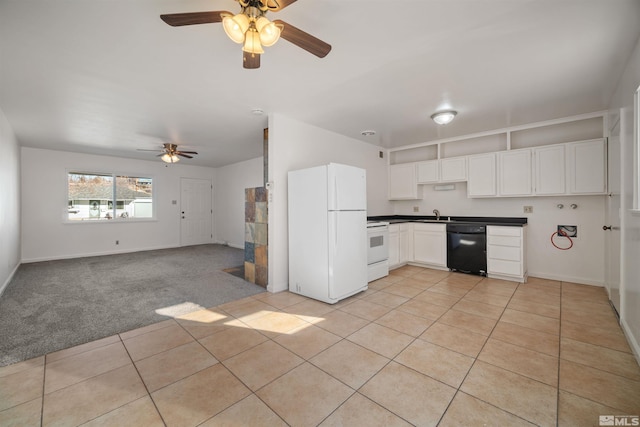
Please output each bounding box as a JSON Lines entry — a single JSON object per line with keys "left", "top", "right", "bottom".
{"left": 447, "top": 223, "right": 487, "bottom": 276}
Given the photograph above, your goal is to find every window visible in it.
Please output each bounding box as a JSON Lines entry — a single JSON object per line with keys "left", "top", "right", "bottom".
{"left": 67, "top": 172, "right": 153, "bottom": 221}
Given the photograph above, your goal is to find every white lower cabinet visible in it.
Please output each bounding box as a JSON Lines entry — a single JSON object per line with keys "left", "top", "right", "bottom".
{"left": 389, "top": 223, "right": 413, "bottom": 268}
{"left": 412, "top": 223, "right": 447, "bottom": 268}
{"left": 388, "top": 225, "right": 400, "bottom": 267}
{"left": 487, "top": 225, "right": 527, "bottom": 282}
{"left": 399, "top": 223, "right": 412, "bottom": 265}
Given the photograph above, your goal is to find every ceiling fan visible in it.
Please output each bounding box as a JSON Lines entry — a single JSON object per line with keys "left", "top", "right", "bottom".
{"left": 160, "top": 0, "right": 331, "bottom": 69}
{"left": 138, "top": 143, "right": 198, "bottom": 164}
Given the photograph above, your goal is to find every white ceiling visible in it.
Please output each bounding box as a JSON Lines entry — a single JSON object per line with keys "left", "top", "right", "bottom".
{"left": 1, "top": 0, "right": 639, "bottom": 167}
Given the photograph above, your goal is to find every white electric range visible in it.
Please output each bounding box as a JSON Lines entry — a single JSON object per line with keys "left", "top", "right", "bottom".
{"left": 366, "top": 221, "right": 389, "bottom": 281}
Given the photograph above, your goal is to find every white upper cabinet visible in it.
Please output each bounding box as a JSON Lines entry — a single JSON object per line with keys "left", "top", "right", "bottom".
{"left": 534, "top": 145, "right": 566, "bottom": 195}
{"left": 388, "top": 114, "right": 607, "bottom": 200}
{"left": 417, "top": 157, "right": 467, "bottom": 184}
{"left": 467, "top": 153, "right": 497, "bottom": 197}
{"left": 416, "top": 160, "right": 439, "bottom": 184}
{"left": 440, "top": 157, "right": 467, "bottom": 182}
{"left": 567, "top": 139, "right": 607, "bottom": 194}
{"left": 388, "top": 163, "right": 421, "bottom": 200}
{"left": 498, "top": 149, "right": 532, "bottom": 196}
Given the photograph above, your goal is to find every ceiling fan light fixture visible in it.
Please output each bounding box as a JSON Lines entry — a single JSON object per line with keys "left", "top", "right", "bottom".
{"left": 255, "top": 16, "right": 280, "bottom": 46}
{"left": 222, "top": 13, "right": 250, "bottom": 43}
{"left": 431, "top": 110, "right": 457, "bottom": 125}
{"left": 161, "top": 153, "right": 180, "bottom": 163}
{"left": 242, "top": 28, "right": 264, "bottom": 54}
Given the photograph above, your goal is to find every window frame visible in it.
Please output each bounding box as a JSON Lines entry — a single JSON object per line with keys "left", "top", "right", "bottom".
{"left": 65, "top": 170, "right": 156, "bottom": 223}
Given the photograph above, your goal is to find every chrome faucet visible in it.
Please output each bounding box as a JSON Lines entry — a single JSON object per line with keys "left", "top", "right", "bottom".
{"left": 433, "top": 209, "right": 440, "bottom": 221}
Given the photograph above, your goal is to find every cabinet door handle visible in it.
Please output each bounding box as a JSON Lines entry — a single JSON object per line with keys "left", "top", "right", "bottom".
{"left": 602, "top": 225, "right": 612, "bottom": 230}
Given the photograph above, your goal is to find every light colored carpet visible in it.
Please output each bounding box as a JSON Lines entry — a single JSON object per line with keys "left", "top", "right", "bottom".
{"left": 0, "top": 244, "right": 265, "bottom": 367}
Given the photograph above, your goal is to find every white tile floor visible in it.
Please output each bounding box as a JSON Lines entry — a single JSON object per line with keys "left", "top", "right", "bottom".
{"left": 1, "top": 266, "right": 639, "bottom": 426}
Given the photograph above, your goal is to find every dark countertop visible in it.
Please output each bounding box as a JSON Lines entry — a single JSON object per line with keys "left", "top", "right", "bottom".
{"left": 367, "top": 215, "right": 527, "bottom": 227}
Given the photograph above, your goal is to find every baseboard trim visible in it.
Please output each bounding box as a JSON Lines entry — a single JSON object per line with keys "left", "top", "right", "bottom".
{"left": 269, "top": 282, "right": 288, "bottom": 293}
{"left": 620, "top": 317, "right": 640, "bottom": 367}
{"left": 0, "top": 262, "right": 21, "bottom": 298}
{"left": 213, "top": 240, "right": 244, "bottom": 250}
{"left": 21, "top": 244, "right": 182, "bottom": 264}
{"left": 527, "top": 271, "right": 604, "bottom": 287}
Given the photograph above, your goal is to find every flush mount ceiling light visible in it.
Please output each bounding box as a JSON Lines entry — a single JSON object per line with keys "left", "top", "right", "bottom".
{"left": 431, "top": 110, "right": 457, "bottom": 125}
{"left": 160, "top": 0, "right": 332, "bottom": 69}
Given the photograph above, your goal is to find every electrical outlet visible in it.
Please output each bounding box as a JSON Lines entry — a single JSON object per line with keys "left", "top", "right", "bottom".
{"left": 523, "top": 206, "right": 533, "bottom": 213}
{"left": 413, "top": 206, "right": 419, "bottom": 212}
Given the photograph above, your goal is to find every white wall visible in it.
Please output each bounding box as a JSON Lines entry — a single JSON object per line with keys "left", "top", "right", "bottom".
{"left": 394, "top": 186, "right": 606, "bottom": 285}
{"left": 214, "top": 157, "right": 263, "bottom": 248}
{"left": 608, "top": 35, "right": 640, "bottom": 360}
{"left": 0, "top": 108, "right": 21, "bottom": 295}
{"left": 21, "top": 147, "right": 215, "bottom": 262}
{"left": 268, "top": 113, "right": 391, "bottom": 292}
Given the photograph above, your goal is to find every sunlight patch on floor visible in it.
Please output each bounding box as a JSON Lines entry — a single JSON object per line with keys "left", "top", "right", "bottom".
{"left": 155, "top": 302, "right": 206, "bottom": 318}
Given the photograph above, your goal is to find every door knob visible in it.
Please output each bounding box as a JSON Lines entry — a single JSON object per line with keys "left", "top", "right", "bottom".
{"left": 603, "top": 225, "right": 612, "bottom": 230}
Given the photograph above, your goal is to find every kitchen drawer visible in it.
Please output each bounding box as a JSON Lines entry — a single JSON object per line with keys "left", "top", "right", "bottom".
{"left": 413, "top": 223, "right": 446, "bottom": 233}
{"left": 488, "top": 245, "right": 521, "bottom": 262}
{"left": 487, "top": 226, "right": 522, "bottom": 237}
{"left": 488, "top": 235, "right": 521, "bottom": 247}
{"left": 488, "top": 259, "right": 522, "bottom": 276}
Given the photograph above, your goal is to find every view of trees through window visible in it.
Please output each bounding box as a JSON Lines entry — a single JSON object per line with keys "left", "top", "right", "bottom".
{"left": 68, "top": 173, "right": 153, "bottom": 220}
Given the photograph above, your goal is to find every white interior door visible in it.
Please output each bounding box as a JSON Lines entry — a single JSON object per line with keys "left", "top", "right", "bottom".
{"left": 606, "top": 119, "right": 621, "bottom": 314}
{"left": 180, "top": 178, "right": 212, "bottom": 246}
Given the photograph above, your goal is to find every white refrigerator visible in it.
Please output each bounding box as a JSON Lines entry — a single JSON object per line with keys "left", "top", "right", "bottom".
{"left": 288, "top": 163, "right": 368, "bottom": 304}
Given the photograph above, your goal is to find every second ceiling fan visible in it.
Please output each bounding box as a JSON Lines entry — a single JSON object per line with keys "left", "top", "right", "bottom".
{"left": 160, "top": 0, "right": 331, "bottom": 69}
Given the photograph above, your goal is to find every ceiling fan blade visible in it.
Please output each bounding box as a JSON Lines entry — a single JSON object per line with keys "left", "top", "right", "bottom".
{"left": 243, "top": 51, "right": 261, "bottom": 69}
{"left": 263, "top": 0, "right": 297, "bottom": 12}
{"left": 160, "top": 11, "right": 230, "bottom": 27}
{"left": 273, "top": 20, "right": 331, "bottom": 58}
{"left": 137, "top": 149, "right": 163, "bottom": 152}
{"left": 177, "top": 153, "right": 194, "bottom": 159}
{"left": 176, "top": 150, "right": 198, "bottom": 154}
